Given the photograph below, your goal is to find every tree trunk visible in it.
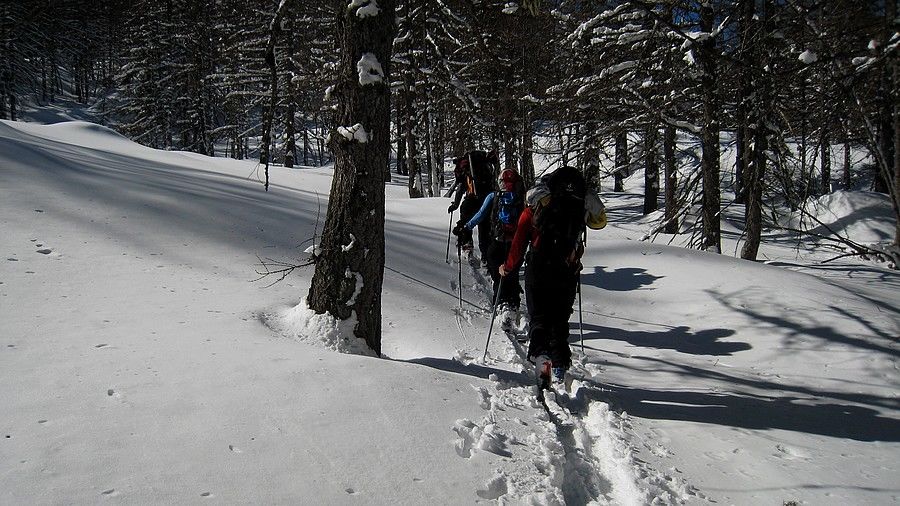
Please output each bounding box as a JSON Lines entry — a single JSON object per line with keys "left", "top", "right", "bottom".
{"left": 741, "top": 118, "right": 766, "bottom": 261}
{"left": 699, "top": 1, "right": 722, "bottom": 253}
{"left": 734, "top": 0, "right": 752, "bottom": 205}
{"left": 395, "top": 100, "right": 406, "bottom": 175}
{"left": 519, "top": 110, "right": 535, "bottom": 186}
{"left": 614, "top": 132, "right": 628, "bottom": 192}
{"left": 307, "top": 0, "right": 395, "bottom": 356}
{"left": 741, "top": 0, "right": 768, "bottom": 261}
{"left": 842, "top": 135, "right": 851, "bottom": 190}
{"left": 643, "top": 125, "right": 660, "bottom": 215}
{"left": 664, "top": 125, "right": 678, "bottom": 234}
{"left": 284, "top": 16, "right": 297, "bottom": 169}
{"left": 582, "top": 120, "right": 600, "bottom": 191}
{"left": 424, "top": 102, "right": 434, "bottom": 197}
{"left": 405, "top": 88, "right": 423, "bottom": 198}
{"left": 820, "top": 134, "right": 830, "bottom": 194}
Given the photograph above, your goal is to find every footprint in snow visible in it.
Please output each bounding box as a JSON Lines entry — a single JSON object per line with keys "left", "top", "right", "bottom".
{"left": 476, "top": 474, "right": 509, "bottom": 500}
{"left": 100, "top": 489, "right": 118, "bottom": 497}
{"left": 36, "top": 249, "right": 52, "bottom": 255}
{"left": 229, "top": 445, "right": 242, "bottom": 453}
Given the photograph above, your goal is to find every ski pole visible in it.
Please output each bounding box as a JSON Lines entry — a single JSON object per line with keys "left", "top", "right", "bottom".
{"left": 578, "top": 276, "right": 584, "bottom": 355}
{"left": 482, "top": 276, "right": 504, "bottom": 361}
{"left": 458, "top": 242, "right": 463, "bottom": 309}
{"left": 445, "top": 210, "right": 454, "bottom": 264}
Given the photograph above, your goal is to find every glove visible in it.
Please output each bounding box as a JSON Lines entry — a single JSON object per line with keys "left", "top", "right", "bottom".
{"left": 448, "top": 203, "right": 459, "bottom": 213}
{"left": 452, "top": 224, "right": 466, "bottom": 237}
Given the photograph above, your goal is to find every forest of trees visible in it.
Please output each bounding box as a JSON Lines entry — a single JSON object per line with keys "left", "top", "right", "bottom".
{"left": 2, "top": 0, "right": 898, "bottom": 258}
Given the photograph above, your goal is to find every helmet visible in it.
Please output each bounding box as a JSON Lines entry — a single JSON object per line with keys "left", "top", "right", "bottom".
{"left": 498, "top": 169, "right": 521, "bottom": 192}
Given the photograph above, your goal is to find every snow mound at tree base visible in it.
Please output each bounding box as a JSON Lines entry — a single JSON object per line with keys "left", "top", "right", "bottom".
{"left": 264, "top": 298, "right": 376, "bottom": 356}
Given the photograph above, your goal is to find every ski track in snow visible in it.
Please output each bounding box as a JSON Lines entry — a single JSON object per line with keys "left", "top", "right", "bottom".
{"left": 453, "top": 260, "right": 700, "bottom": 505}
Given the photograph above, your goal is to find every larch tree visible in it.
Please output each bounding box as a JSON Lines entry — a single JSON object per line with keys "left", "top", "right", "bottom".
{"left": 307, "top": 0, "right": 395, "bottom": 356}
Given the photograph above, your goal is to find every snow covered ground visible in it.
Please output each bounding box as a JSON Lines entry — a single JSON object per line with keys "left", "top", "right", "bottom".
{"left": 1, "top": 119, "right": 897, "bottom": 505}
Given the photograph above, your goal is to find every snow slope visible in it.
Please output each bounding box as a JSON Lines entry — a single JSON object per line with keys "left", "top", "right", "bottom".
{"left": 1, "top": 120, "right": 898, "bottom": 505}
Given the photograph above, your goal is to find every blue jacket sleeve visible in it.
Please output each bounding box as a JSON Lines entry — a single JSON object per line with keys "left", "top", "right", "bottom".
{"left": 465, "top": 192, "right": 495, "bottom": 230}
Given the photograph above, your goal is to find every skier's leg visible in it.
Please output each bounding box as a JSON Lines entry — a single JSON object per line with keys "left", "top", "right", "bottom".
{"left": 524, "top": 263, "right": 552, "bottom": 362}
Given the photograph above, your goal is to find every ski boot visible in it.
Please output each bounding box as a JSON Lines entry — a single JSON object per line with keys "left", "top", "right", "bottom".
{"left": 459, "top": 241, "right": 474, "bottom": 261}
{"left": 498, "top": 304, "right": 518, "bottom": 334}
{"left": 534, "top": 355, "right": 552, "bottom": 393}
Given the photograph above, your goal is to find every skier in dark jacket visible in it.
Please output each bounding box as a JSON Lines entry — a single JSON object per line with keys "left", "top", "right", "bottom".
{"left": 499, "top": 166, "right": 606, "bottom": 385}
{"left": 447, "top": 151, "right": 497, "bottom": 262}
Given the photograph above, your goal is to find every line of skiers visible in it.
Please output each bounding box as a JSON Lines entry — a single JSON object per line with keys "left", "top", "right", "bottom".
{"left": 446, "top": 150, "right": 607, "bottom": 386}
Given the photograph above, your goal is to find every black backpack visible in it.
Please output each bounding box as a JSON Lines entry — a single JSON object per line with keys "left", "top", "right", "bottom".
{"left": 467, "top": 150, "right": 498, "bottom": 197}
{"left": 532, "top": 166, "right": 586, "bottom": 264}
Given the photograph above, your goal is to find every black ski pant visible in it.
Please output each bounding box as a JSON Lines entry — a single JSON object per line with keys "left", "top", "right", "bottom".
{"left": 524, "top": 256, "right": 578, "bottom": 369}
{"left": 487, "top": 240, "right": 521, "bottom": 308}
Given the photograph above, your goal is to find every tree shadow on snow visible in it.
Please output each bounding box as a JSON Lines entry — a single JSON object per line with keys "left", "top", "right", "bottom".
{"left": 576, "top": 322, "right": 749, "bottom": 356}
{"left": 399, "top": 357, "right": 523, "bottom": 384}
{"left": 569, "top": 354, "right": 900, "bottom": 442}
{"left": 573, "top": 381, "right": 900, "bottom": 443}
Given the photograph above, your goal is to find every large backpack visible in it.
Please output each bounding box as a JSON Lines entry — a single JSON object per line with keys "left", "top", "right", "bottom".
{"left": 467, "top": 150, "right": 498, "bottom": 197}
{"left": 530, "top": 166, "right": 587, "bottom": 264}
{"left": 492, "top": 190, "right": 524, "bottom": 242}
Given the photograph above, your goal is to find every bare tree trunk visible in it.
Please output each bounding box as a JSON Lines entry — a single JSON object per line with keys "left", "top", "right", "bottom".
{"left": 664, "top": 125, "right": 679, "bottom": 234}
{"left": 614, "top": 132, "right": 628, "bottom": 192}
{"left": 842, "top": 134, "right": 851, "bottom": 190}
{"left": 405, "top": 88, "right": 423, "bottom": 198}
{"left": 395, "top": 99, "right": 406, "bottom": 175}
{"left": 424, "top": 101, "right": 434, "bottom": 197}
{"left": 307, "top": 0, "right": 395, "bottom": 356}
{"left": 520, "top": 115, "right": 535, "bottom": 186}
{"left": 821, "top": 134, "right": 830, "bottom": 194}
{"left": 283, "top": 15, "right": 297, "bottom": 169}
{"left": 504, "top": 123, "right": 518, "bottom": 172}
{"left": 643, "top": 124, "right": 659, "bottom": 215}
{"left": 741, "top": 0, "right": 768, "bottom": 261}
{"left": 699, "top": 1, "right": 722, "bottom": 253}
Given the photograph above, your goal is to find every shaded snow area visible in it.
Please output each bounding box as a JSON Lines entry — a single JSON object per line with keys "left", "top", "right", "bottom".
{"left": 1, "top": 119, "right": 899, "bottom": 505}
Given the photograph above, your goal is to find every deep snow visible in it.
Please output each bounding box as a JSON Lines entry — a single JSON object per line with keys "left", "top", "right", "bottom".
{"left": 1, "top": 119, "right": 898, "bottom": 505}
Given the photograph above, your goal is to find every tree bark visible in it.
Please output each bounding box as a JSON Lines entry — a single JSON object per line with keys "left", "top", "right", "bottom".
{"left": 698, "top": 1, "right": 722, "bottom": 253}
{"left": 740, "top": 0, "right": 768, "bottom": 261}
{"left": 614, "top": 132, "right": 628, "bottom": 192}
{"left": 307, "top": 0, "right": 395, "bottom": 356}
{"left": 643, "top": 124, "right": 659, "bottom": 215}
{"left": 820, "top": 134, "right": 830, "bottom": 194}
{"left": 664, "top": 125, "right": 678, "bottom": 234}
{"left": 519, "top": 110, "right": 535, "bottom": 186}
{"left": 842, "top": 135, "right": 851, "bottom": 190}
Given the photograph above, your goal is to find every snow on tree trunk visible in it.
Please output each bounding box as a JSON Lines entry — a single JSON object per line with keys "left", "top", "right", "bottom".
{"left": 307, "top": 0, "right": 395, "bottom": 356}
